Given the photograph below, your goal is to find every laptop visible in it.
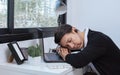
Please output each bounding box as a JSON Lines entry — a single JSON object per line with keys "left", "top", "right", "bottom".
{"left": 41, "top": 37, "right": 64, "bottom": 63}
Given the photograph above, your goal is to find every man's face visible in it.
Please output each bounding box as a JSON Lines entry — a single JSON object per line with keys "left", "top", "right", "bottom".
{"left": 60, "top": 29, "right": 84, "bottom": 50}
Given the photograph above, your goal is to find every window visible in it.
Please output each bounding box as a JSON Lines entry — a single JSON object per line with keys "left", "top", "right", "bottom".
{"left": 0, "top": 0, "right": 7, "bottom": 28}
{"left": 0, "top": 0, "right": 66, "bottom": 43}
{"left": 14, "top": 0, "right": 58, "bottom": 28}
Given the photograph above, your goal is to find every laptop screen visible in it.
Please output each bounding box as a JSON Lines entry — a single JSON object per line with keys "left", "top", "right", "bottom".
{"left": 41, "top": 36, "right": 64, "bottom": 62}
{"left": 42, "top": 37, "right": 57, "bottom": 53}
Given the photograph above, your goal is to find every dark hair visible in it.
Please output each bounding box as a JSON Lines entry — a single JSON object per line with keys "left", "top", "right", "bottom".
{"left": 54, "top": 24, "right": 78, "bottom": 44}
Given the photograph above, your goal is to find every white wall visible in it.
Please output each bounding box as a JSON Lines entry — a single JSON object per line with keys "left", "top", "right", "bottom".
{"left": 67, "top": 0, "right": 120, "bottom": 48}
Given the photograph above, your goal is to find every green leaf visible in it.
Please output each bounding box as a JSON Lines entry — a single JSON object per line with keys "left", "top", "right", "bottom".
{"left": 27, "top": 44, "right": 42, "bottom": 57}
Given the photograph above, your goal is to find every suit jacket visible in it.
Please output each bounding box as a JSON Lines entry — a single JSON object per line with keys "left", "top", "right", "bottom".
{"left": 65, "top": 29, "right": 120, "bottom": 75}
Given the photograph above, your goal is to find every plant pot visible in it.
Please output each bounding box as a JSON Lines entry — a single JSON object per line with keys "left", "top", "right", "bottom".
{"left": 28, "top": 56, "right": 42, "bottom": 65}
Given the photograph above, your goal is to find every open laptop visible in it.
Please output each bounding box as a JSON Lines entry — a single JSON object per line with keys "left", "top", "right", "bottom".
{"left": 41, "top": 37, "right": 64, "bottom": 63}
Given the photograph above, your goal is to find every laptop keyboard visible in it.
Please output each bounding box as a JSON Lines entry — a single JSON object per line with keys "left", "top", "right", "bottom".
{"left": 46, "top": 63, "right": 72, "bottom": 69}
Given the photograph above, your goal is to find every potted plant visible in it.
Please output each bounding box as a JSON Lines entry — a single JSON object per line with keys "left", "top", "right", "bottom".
{"left": 27, "top": 44, "right": 42, "bottom": 57}
{"left": 27, "top": 44, "right": 42, "bottom": 64}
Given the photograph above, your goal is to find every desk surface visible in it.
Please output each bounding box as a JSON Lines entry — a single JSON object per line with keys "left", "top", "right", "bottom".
{"left": 0, "top": 61, "right": 75, "bottom": 75}
{"left": 0, "top": 57, "right": 83, "bottom": 75}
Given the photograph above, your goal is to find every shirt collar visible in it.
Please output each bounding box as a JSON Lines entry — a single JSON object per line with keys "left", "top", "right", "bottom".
{"left": 84, "top": 28, "right": 89, "bottom": 48}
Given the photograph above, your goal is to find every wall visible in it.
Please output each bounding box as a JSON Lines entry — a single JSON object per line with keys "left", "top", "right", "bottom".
{"left": 67, "top": 0, "right": 120, "bottom": 48}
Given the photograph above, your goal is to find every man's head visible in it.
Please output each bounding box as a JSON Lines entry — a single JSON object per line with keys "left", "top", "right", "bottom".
{"left": 54, "top": 24, "right": 73, "bottom": 44}
{"left": 54, "top": 24, "right": 84, "bottom": 50}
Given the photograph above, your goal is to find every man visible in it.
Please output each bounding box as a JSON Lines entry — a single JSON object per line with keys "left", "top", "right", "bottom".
{"left": 54, "top": 24, "right": 120, "bottom": 75}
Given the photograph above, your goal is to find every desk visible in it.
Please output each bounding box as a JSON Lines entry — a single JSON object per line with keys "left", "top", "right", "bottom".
{"left": 0, "top": 60, "right": 83, "bottom": 75}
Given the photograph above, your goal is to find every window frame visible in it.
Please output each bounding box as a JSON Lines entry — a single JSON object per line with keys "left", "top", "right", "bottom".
{"left": 0, "top": 0, "right": 66, "bottom": 43}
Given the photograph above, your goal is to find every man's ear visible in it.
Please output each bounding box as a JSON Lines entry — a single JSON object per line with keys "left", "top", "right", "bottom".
{"left": 72, "top": 27, "right": 77, "bottom": 33}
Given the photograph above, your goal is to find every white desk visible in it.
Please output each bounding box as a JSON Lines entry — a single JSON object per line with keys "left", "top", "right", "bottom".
{"left": 0, "top": 60, "right": 83, "bottom": 75}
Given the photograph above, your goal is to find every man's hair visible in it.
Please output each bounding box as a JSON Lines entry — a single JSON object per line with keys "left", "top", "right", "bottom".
{"left": 54, "top": 24, "right": 72, "bottom": 44}
{"left": 54, "top": 24, "right": 78, "bottom": 44}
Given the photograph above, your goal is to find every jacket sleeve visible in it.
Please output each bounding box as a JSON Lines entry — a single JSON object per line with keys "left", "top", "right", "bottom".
{"left": 65, "top": 45, "right": 107, "bottom": 68}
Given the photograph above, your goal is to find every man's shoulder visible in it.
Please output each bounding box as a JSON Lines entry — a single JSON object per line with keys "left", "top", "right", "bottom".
{"left": 88, "top": 29, "right": 111, "bottom": 43}
{"left": 88, "top": 29, "right": 106, "bottom": 37}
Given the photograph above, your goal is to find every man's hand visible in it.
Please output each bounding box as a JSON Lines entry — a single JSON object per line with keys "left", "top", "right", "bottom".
{"left": 57, "top": 47, "right": 70, "bottom": 61}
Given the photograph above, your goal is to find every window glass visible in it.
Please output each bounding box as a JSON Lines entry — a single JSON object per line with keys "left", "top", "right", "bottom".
{"left": 0, "top": 0, "right": 7, "bottom": 28}
{"left": 14, "top": 0, "right": 58, "bottom": 28}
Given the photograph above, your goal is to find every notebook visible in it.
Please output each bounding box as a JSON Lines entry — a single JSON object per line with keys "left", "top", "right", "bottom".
{"left": 41, "top": 37, "right": 64, "bottom": 63}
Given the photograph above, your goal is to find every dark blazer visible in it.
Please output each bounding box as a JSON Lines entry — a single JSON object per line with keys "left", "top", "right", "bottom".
{"left": 65, "top": 29, "right": 120, "bottom": 75}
